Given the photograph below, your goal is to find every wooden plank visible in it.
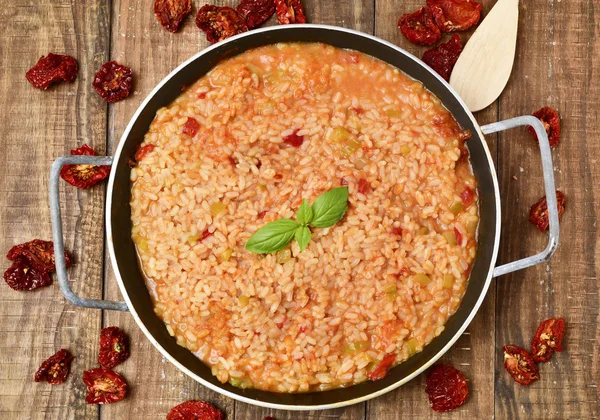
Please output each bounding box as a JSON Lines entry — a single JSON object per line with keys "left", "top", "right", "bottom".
{"left": 102, "top": 1, "right": 373, "bottom": 419}
{"left": 231, "top": 0, "right": 373, "bottom": 418}
{"left": 495, "top": 0, "right": 600, "bottom": 418}
{"left": 369, "top": 1, "right": 498, "bottom": 418}
{"left": 101, "top": 1, "right": 234, "bottom": 419}
{"left": 0, "top": 0, "right": 109, "bottom": 419}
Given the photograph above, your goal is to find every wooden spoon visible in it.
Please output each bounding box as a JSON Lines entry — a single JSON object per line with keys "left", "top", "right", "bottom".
{"left": 450, "top": 0, "right": 519, "bottom": 112}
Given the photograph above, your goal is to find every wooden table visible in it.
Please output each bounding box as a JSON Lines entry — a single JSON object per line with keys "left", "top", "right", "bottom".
{"left": 1, "top": 0, "right": 598, "bottom": 418}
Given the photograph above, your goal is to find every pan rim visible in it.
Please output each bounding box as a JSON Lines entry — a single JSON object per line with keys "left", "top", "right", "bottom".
{"left": 105, "top": 24, "right": 501, "bottom": 410}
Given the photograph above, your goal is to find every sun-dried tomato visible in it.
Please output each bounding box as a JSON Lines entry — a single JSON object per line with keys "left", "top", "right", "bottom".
{"left": 391, "top": 227, "right": 403, "bottom": 237}
{"left": 182, "top": 117, "right": 200, "bottom": 137}
{"left": 7, "top": 239, "right": 71, "bottom": 273}
{"left": 454, "top": 227, "right": 463, "bottom": 246}
{"left": 60, "top": 144, "right": 111, "bottom": 189}
{"left": 167, "top": 400, "right": 224, "bottom": 420}
{"left": 92, "top": 61, "right": 133, "bottom": 103}
{"left": 340, "top": 178, "right": 349, "bottom": 186}
{"left": 422, "top": 34, "right": 463, "bottom": 81}
{"left": 283, "top": 129, "right": 304, "bottom": 147}
{"left": 358, "top": 178, "right": 371, "bottom": 195}
{"left": 135, "top": 144, "right": 156, "bottom": 162}
{"left": 275, "top": 0, "right": 306, "bottom": 24}
{"left": 503, "top": 345, "right": 539, "bottom": 386}
{"left": 258, "top": 210, "right": 268, "bottom": 219}
{"left": 367, "top": 353, "right": 397, "bottom": 381}
{"left": 98, "top": 327, "right": 130, "bottom": 369}
{"left": 529, "top": 190, "right": 566, "bottom": 232}
{"left": 425, "top": 364, "right": 469, "bottom": 412}
{"left": 34, "top": 349, "right": 74, "bottom": 384}
{"left": 532, "top": 318, "right": 566, "bottom": 363}
{"left": 83, "top": 368, "right": 127, "bottom": 404}
{"left": 154, "top": 0, "right": 192, "bottom": 33}
{"left": 196, "top": 5, "right": 248, "bottom": 44}
{"left": 527, "top": 106, "right": 561, "bottom": 148}
{"left": 237, "top": 0, "right": 275, "bottom": 29}
{"left": 398, "top": 7, "right": 442, "bottom": 46}
{"left": 4, "top": 256, "right": 51, "bottom": 291}
{"left": 199, "top": 229, "right": 214, "bottom": 241}
{"left": 426, "top": 0, "right": 482, "bottom": 32}
{"left": 26, "top": 53, "right": 78, "bottom": 90}
{"left": 460, "top": 186, "right": 475, "bottom": 207}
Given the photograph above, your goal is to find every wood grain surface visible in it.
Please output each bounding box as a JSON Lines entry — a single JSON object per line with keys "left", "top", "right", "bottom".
{"left": 0, "top": 0, "right": 598, "bottom": 419}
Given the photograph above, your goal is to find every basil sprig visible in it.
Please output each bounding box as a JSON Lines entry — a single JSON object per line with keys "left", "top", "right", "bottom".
{"left": 246, "top": 187, "right": 349, "bottom": 254}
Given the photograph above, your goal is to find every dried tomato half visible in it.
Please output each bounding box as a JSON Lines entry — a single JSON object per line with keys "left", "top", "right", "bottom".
{"left": 60, "top": 144, "right": 111, "bottom": 189}
{"left": 237, "top": 0, "right": 275, "bottom": 29}
{"left": 135, "top": 144, "right": 156, "bottom": 162}
{"left": 275, "top": 0, "right": 306, "bottom": 25}
{"left": 98, "top": 326, "right": 130, "bottom": 369}
{"left": 460, "top": 186, "right": 475, "bottom": 207}
{"left": 358, "top": 178, "right": 371, "bottom": 195}
{"left": 426, "top": 0, "right": 482, "bottom": 32}
{"left": 422, "top": 34, "right": 463, "bottom": 81}
{"left": 182, "top": 117, "right": 200, "bottom": 137}
{"left": 6, "top": 239, "right": 71, "bottom": 273}
{"left": 425, "top": 364, "right": 469, "bottom": 412}
{"left": 367, "top": 353, "right": 397, "bottom": 381}
{"left": 398, "top": 7, "right": 442, "bottom": 46}
{"left": 154, "top": 0, "right": 192, "bottom": 33}
{"left": 26, "top": 53, "right": 78, "bottom": 90}
{"left": 527, "top": 107, "right": 561, "bottom": 148}
{"left": 92, "top": 61, "right": 133, "bottom": 103}
{"left": 503, "top": 345, "right": 539, "bottom": 386}
{"left": 196, "top": 5, "right": 248, "bottom": 44}
{"left": 167, "top": 400, "right": 224, "bottom": 420}
{"left": 83, "top": 368, "right": 127, "bottom": 404}
{"left": 4, "top": 256, "right": 51, "bottom": 291}
{"left": 529, "top": 190, "right": 566, "bottom": 232}
{"left": 283, "top": 129, "right": 304, "bottom": 147}
{"left": 532, "top": 318, "right": 566, "bottom": 363}
{"left": 34, "top": 349, "right": 74, "bottom": 385}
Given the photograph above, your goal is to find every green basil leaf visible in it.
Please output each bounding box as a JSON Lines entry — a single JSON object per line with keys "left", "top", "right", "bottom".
{"left": 309, "top": 187, "right": 349, "bottom": 228}
{"left": 296, "top": 199, "right": 314, "bottom": 225}
{"left": 295, "top": 226, "right": 311, "bottom": 251}
{"left": 246, "top": 219, "right": 299, "bottom": 254}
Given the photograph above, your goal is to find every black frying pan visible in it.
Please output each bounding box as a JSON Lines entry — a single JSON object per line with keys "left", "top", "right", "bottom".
{"left": 49, "top": 25, "right": 559, "bottom": 410}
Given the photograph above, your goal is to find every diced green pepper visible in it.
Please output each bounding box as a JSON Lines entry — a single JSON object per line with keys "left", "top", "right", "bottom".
{"left": 442, "top": 230, "right": 457, "bottom": 246}
{"left": 137, "top": 238, "right": 149, "bottom": 252}
{"left": 385, "top": 284, "right": 397, "bottom": 302}
{"left": 330, "top": 126, "right": 351, "bottom": 143}
{"left": 417, "top": 226, "right": 430, "bottom": 236}
{"left": 210, "top": 201, "right": 227, "bottom": 217}
{"left": 239, "top": 295, "right": 250, "bottom": 307}
{"left": 229, "top": 377, "right": 252, "bottom": 389}
{"left": 276, "top": 249, "right": 292, "bottom": 264}
{"left": 386, "top": 109, "right": 400, "bottom": 118}
{"left": 443, "top": 274, "right": 454, "bottom": 289}
{"left": 221, "top": 248, "right": 233, "bottom": 262}
{"left": 450, "top": 201, "right": 464, "bottom": 215}
{"left": 339, "top": 137, "right": 361, "bottom": 157}
{"left": 342, "top": 340, "right": 370, "bottom": 354}
{"left": 413, "top": 273, "right": 432, "bottom": 286}
{"left": 405, "top": 338, "right": 419, "bottom": 356}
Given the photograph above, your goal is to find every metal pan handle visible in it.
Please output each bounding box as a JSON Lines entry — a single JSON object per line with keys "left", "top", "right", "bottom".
{"left": 49, "top": 156, "right": 128, "bottom": 311}
{"left": 480, "top": 116, "right": 560, "bottom": 277}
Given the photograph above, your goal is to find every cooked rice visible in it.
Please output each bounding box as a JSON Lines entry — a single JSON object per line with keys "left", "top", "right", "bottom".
{"left": 130, "top": 43, "right": 479, "bottom": 392}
